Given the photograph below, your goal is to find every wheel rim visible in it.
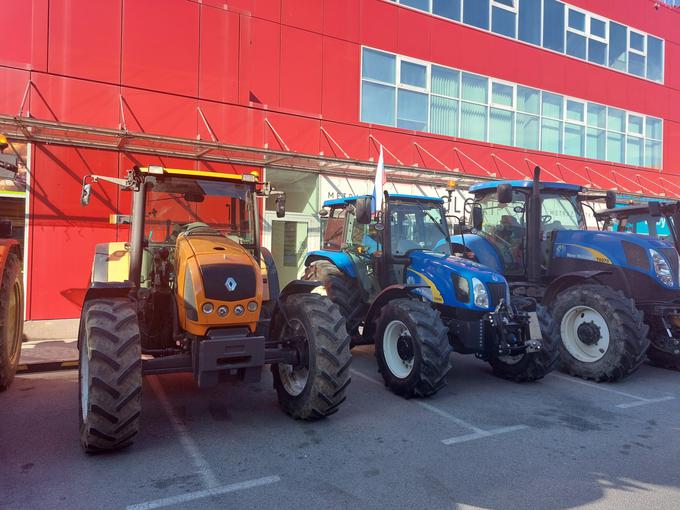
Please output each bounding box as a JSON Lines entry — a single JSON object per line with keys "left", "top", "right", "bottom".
{"left": 80, "top": 338, "right": 89, "bottom": 422}
{"left": 383, "top": 320, "right": 415, "bottom": 379}
{"left": 560, "top": 305, "right": 610, "bottom": 363}
{"left": 6, "top": 279, "right": 21, "bottom": 360}
{"left": 278, "top": 318, "right": 310, "bottom": 397}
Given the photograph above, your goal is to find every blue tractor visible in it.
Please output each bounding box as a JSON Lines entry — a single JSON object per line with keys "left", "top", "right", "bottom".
{"left": 452, "top": 168, "right": 680, "bottom": 381}
{"left": 303, "top": 192, "right": 558, "bottom": 398}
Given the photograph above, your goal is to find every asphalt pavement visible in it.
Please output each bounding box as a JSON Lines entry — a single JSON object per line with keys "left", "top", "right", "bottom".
{"left": 2, "top": 346, "right": 680, "bottom": 510}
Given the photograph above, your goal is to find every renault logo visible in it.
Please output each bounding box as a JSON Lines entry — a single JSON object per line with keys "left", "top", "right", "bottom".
{"left": 225, "top": 277, "right": 237, "bottom": 291}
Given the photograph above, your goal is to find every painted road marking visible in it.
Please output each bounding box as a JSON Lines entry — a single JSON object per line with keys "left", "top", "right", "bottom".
{"left": 148, "top": 376, "right": 220, "bottom": 488}
{"left": 350, "top": 369, "right": 529, "bottom": 445}
{"left": 126, "top": 476, "right": 281, "bottom": 510}
{"left": 550, "top": 373, "right": 675, "bottom": 408}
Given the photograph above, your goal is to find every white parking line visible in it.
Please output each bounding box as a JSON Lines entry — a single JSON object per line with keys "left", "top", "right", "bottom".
{"left": 350, "top": 369, "right": 529, "bottom": 445}
{"left": 126, "top": 476, "right": 281, "bottom": 510}
{"left": 147, "top": 376, "right": 220, "bottom": 488}
{"left": 550, "top": 373, "right": 675, "bottom": 408}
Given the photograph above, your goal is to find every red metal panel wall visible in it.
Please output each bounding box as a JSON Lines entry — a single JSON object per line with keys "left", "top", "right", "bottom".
{"left": 1, "top": 0, "right": 680, "bottom": 319}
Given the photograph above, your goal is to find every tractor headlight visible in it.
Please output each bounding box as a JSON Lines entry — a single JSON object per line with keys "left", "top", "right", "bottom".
{"left": 472, "top": 278, "right": 489, "bottom": 308}
{"left": 234, "top": 305, "right": 245, "bottom": 316}
{"left": 202, "top": 302, "right": 214, "bottom": 314}
{"left": 217, "top": 306, "right": 229, "bottom": 317}
{"left": 247, "top": 301, "right": 258, "bottom": 312}
{"left": 650, "top": 249, "right": 674, "bottom": 286}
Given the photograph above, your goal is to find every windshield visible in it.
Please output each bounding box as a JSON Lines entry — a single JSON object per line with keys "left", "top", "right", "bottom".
{"left": 144, "top": 178, "right": 256, "bottom": 246}
{"left": 604, "top": 212, "right": 672, "bottom": 239}
{"left": 389, "top": 200, "right": 450, "bottom": 256}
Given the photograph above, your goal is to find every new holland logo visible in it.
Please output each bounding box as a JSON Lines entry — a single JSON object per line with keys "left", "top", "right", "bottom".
{"left": 225, "top": 277, "right": 237, "bottom": 291}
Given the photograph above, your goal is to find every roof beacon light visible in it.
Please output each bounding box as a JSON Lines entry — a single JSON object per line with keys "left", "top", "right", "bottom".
{"left": 242, "top": 173, "right": 257, "bottom": 183}
{"left": 148, "top": 165, "right": 164, "bottom": 175}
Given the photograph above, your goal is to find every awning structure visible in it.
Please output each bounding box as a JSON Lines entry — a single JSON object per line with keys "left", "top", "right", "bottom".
{"left": 0, "top": 113, "right": 675, "bottom": 200}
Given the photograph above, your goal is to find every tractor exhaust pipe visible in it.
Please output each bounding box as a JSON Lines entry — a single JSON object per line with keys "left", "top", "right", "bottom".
{"left": 129, "top": 181, "right": 147, "bottom": 287}
{"left": 527, "top": 166, "right": 541, "bottom": 283}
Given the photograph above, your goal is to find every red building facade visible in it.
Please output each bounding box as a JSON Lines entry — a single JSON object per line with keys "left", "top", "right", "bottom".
{"left": 0, "top": 0, "right": 679, "bottom": 321}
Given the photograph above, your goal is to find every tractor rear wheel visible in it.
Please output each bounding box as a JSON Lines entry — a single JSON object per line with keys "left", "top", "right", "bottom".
{"left": 79, "top": 298, "right": 142, "bottom": 453}
{"left": 374, "top": 299, "right": 452, "bottom": 398}
{"left": 304, "top": 260, "right": 365, "bottom": 343}
{"left": 272, "top": 293, "right": 351, "bottom": 420}
{"left": 0, "top": 253, "right": 23, "bottom": 391}
{"left": 489, "top": 298, "right": 559, "bottom": 382}
{"left": 551, "top": 284, "right": 649, "bottom": 382}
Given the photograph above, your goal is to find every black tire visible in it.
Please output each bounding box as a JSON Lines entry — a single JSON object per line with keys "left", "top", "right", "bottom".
{"left": 272, "top": 293, "right": 351, "bottom": 420}
{"left": 489, "top": 298, "right": 559, "bottom": 382}
{"left": 551, "top": 284, "right": 649, "bottom": 382}
{"left": 79, "top": 298, "right": 142, "bottom": 453}
{"left": 304, "top": 260, "right": 365, "bottom": 342}
{"left": 0, "top": 252, "right": 23, "bottom": 391}
{"left": 374, "top": 299, "right": 452, "bottom": 398}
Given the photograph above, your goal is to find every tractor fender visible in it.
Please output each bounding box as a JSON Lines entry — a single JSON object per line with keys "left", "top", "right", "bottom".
{"left": 361, "top": 284, "right": 427, "bottom": 340}
{"left": 543, "top": 269, "right": 631, "bottom": 304}
{"left": 305, "top": 250, "right": 357, "bottom": 279}
{"left": 261, "top": 247, "right": 280, "bottom": 303}
{"left": 269, "top": 279, "right": 325, "bottom": 337}
{"left": 0, "top": 239, "right": 21, "bottom": 277}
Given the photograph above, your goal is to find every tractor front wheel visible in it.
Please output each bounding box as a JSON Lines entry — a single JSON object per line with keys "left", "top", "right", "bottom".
{"left": 272, "top": 293, "right": 351, "bottom": 420}
{"left": 0, "top": 252, "right": 23, "bottom": 391}
{"left": 489, "top": 298, "right": 559, "bottom": 382}
{"left": 551, "top": 284, "right": 649, "bottom": 382}
{"left": 374, "top": 299, "right": 452, "bottom": 398}
{"left": 79, "top": 298, "right": 142, "bottom": 453}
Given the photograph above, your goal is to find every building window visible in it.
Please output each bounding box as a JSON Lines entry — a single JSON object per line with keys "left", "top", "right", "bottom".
{"left": 463, "top": 0, "right": 490, "bottom": 30}
{"left": 360, "top": 46, "right": 664, "bottom": 169}
{"left": 491, "top": 0, "right": 518, "bottom": 39}
{"left": 518, "top": 0, "right": 541, "bottom": 46}
{"left": 389, "top": 0, "right": 664, "bottom": 83}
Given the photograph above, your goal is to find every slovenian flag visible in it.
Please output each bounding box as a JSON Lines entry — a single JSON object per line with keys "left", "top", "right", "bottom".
{"left": 372, "top": 145, "right": 386, "bottom": 216}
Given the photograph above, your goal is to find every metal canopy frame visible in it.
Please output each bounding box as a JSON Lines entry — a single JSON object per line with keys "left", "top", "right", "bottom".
{"left": 0, "top": 113, "right": 674, "bottom": 199}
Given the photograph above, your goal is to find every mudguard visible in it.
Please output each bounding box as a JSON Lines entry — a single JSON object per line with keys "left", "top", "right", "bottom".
{"left": 0, "top": 239, "right": 20, "bottom": 277}
{"left": 361, "top": 284, "right": 425, "bottom": 340}
{"left": 542, "top": 269, "right": 626, "bottom": 304}
{"left": 305, "top": 250, "right": 357, "bottom": 278}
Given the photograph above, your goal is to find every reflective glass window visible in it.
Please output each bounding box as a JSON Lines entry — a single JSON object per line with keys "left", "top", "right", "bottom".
{"left": 647, "top": 36, "right": 663, "bottom": 82}
{"left": 397, "top": 89, "right": 428, "bottom": 130}
{"left": 400, "top": 61, "right": 427, "bottom": 88}
{"left": 490, "top": 108, "right": 514, "bottom": 146}
{"left": 626, "top": 135, "right": 644, "bottom": 166}
{"left": 461, "top": 73, "right": 488, "bottom": 103}
{"left": 607, "top": 132, "right": 624, "bottom": 163}
{"left": 433, "top": 0, "right": 461, "bottom": 20}
{"left": 564, "top": 123, "right": 585, "bottom": 157}
{"left": 461, "top": 102, "right": 488, "bottom": 141}
{"left": 518, "top": 0, "right": 541, "bottom": 46}
{"left": 516, "top": 113, "right": 539, "bottom": 150}
{"left": 587, "top": 103, "right": 606, "bottom": 129}
{"left": 541, "top": 92, "right": 563, "bottom": 119}
{"left": 517, "top": 86, "right": 540, "bottom": 114}
{"left": 362, "top": 82, "right": 396, "bottom": 125}
{"left": 541, "top": 118, "right": 563, "bottom": 153}
{"left": 543, "top": 0, "right": 565, "bottom": 53}
{"left": 431, "top": 66, "right": 460, "bottom": 97}
{"left": 430, "top": 97, "right": 459, "bottom": 137}
{"left": 492, "top": 4, "right": 516, "bottom": 38}
{"left": 609, "top": 22, "right": 627, "bottom": 72}
{"left": 463, "top": 0, "right": 490, "bottom": 30}
{"left": 586, "top": 128, "right": 606, "bottom": 160}
{"left": 362, "top": 49, "right": 396, "bottom": 83}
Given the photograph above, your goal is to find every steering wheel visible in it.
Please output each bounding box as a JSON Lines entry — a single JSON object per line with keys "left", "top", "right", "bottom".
{"left": 541, "top": 215, "right": 553, "bottom": 225}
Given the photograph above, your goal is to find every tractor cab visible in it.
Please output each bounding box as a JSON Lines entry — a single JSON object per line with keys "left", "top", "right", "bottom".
{"left": 596, "top": 201, "right": 680, "bottom": 254}
{"left": 456, "top": 168, "right": 680, "bottom": 381}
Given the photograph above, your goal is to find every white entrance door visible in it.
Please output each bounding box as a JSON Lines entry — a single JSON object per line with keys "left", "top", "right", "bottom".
{"left": 263, "top": 211, "right": 320, "bottom": 290}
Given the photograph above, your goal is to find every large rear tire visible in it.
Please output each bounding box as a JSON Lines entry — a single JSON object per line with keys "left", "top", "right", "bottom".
{"left": 489, "top": 298, "right": 559, "bottom": 382}
{"left": 0, "top": 252, "right": 23, "bottom": 391}
{"left": 304, "top": 260, "right": 365, "bottom": 342}
{"left": 272, "top": 293, "right": 351, "bottom": 420}
{"left": 374, "top": 299, "right": 452, "bottom": 398}
{"left": 79, "top": 298, "right": 142, "bottom": 453}
{"left": 551, "top": 285, "right": 648, "bottom": 382}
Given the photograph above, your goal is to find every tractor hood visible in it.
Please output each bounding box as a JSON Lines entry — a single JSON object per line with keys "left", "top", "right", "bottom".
{"left": 552, "top": 230, "right": 680, "bottom": 289}
{"left": 405, "top": 250, "right": 509, "bottom": 311}
{"left": 178, "top": 234, "right": 261, "bottom": 302}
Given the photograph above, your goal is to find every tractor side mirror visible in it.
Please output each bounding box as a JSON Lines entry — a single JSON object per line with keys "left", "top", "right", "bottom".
{"left": 0, "top": 220, "right": 12, "bottom": 239}
{"left": 80, "top": 183, "right": 92, "bottom": 207}
{"left": 648, "top": 201, "right": 662, "bottom": 218}
{"left": 471, "top": 205, "right": 483, "bottom": 231}
{"left": 355, "top": 197, "right": 372, "bottom": 225}
{"left": 275, "top": 193, "right": 286, "bottom": 218}
{"left": 605, "top": 190, "right": 617, "bottom": 210}
{"left": 497, "top": 183, "right": 513, "bottom": 204}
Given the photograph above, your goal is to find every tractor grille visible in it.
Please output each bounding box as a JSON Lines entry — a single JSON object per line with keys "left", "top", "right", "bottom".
{"left": 200, "top": 263, "right": 257, "bottom": 302}
{"left": 622, "top": 241, "right": 649, "bottom": 271}
{"left": 487, "top": 283, "right": 507, "bottom": 307}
